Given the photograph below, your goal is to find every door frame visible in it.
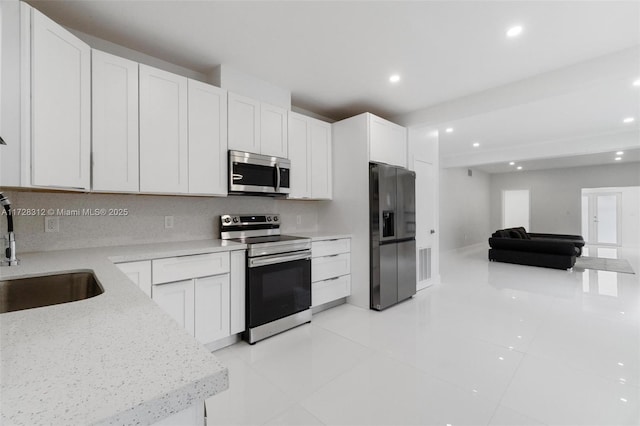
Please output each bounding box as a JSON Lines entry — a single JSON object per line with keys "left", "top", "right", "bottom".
{"left": 581, "top": 189, "right": 622, "bottom": 246}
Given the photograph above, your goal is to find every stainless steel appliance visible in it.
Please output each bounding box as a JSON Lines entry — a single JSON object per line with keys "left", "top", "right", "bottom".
{"left": 220, "top": 214, "right": 311, "bottom": 343}
{"left": 228, "top": 150, "right": 291, "bottom": 196}
{"left": 369, "top": 163, "right": 416, "bottom": 310}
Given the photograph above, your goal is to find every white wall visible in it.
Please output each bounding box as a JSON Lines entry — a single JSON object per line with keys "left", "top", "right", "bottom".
{"left": 439, "top": 167, "right": 491, "bottom": 251}
{"left": 489, "top": 162, "right": 640, "bottom": 236}
{"left": 3, "top": 190, "right": 322, "bottom": 253}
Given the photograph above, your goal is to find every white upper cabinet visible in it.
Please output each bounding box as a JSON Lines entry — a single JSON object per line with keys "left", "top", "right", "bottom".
{"left": 228, "top": 92, "right": 260, "bottom": 153}
{"left": 287, "top": 112, "right": 310, "bottom": 198}
{"left": 310, "top": 119, "right": 332, "bottom": 199}
{"left": 369, "top": 114, "right": 407, "bottom": 168}
{"left": 30, "top": 8, "right": 90, "bottom": 189}
{"left": 139, "top": 64, "right": 188, "bottom": 194}
{"left": 228, "top": 92, "right": 288, "bottom": 157}
{"left": 260, "top": 103, "right": 288, "bottom": 158}
{"left": 92, "top": 50, "right": 139, "bottom": 192}
{"left": 287, "top": 111, "right": 331, "bottom": 199}
{"left": 187, "top": 80, "right": 228, "bottom": 196}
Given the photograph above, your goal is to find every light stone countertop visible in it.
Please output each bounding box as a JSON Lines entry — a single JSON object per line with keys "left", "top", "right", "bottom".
{"left": 289, "top": 231, "right": 352, "bottom": 242}
{"left": 0, "top": 239, "right": 246, "bottom": 426}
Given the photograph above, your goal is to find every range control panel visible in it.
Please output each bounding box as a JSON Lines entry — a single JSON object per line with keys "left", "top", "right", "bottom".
{"left": 220, "top": 214, "right": 279, "bottom": 227}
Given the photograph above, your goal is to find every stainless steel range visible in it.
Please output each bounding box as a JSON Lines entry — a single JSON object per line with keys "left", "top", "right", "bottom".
{"left": 220, "top": 214, "right": 312, "bottom": 344}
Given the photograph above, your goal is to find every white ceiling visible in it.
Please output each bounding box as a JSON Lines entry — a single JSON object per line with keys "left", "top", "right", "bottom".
{"left": 26, "top": 0, "right": 640, "bottom": 122}
{"left": 25, "top": 0, "right": 640, "bottom": 170}
{"left": 476, "top": 148, "right": 640, "bottom": 174}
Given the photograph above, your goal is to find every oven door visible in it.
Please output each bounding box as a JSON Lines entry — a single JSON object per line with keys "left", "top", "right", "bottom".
{"left": 247, "top": 251, "right": 311, "bottom": 329}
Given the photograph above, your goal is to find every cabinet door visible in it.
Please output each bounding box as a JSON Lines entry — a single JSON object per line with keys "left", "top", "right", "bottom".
{"left": 287, "top": 111, "right": 310, "bottom": 199}
{"left": 116, "top": 261, "right": 151, "bottom": 297}
{"left": 310, "top": 119, "right": 332, "bottom": 199}
{"left": 152, "top": 279, "right": 195, "bottom": 336}
{"left": 228, "top": 92, "right": 260, "bottom": 153}
{"left": 260, "top": 103, "right": 288, "bottom": 157}
{"left": 139, "top": 64, "right": 188, "bottom": 193}
{"left": 30, "top": 8, "right": 90, "bottom": 189}
{"left": 369, "top": 115, "right": 407, "bottom": 168}
{"left": 194, "top": 275, "right": 230, "bottom": 344}
{"left": 230, "top": 250, "right": 246, "bottom": 335}
{"left": 92, "top": 50, "right": 139, "bottom": 192}
{"left": 188, "top": 80, "right": 227, "bottom": 195}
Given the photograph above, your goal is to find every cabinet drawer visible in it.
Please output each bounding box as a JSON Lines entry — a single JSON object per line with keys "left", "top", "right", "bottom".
{"left": 312, "top": 238, "right": 350, "bottom": 258}
{"left": 312, "top": 275, "right": 351, "bottom": 307}
{"left": 152, "top": 252, "right": 230, "bottom": 284}
{"left": 312, "top": 253, "right": 350, "bottom": 282}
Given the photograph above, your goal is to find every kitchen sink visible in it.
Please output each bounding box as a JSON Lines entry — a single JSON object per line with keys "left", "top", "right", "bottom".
{"left": 0, "top": 272, "right": 104, "bottom": 313}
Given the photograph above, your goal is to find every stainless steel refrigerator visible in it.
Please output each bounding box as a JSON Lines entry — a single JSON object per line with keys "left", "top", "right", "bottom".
{"left": 370, "top": 162, "right": 417, "bottom": 310}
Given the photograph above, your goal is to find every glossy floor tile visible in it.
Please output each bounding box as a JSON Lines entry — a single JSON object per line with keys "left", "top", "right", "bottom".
{"left": 206, "top": 245, "right": 640, "bottom": 425}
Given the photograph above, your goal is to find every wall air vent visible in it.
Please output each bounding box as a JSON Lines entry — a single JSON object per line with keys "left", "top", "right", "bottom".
{"left": 419, "top": 247, "right": 432, "bottom": 282}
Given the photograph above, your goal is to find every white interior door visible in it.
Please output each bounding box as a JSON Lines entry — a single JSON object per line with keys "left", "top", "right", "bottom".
{"left": 582, "top": 192, "right": 621, "bottom": 246}
{"left": 502, "top": 190, "right": 530, "bottom": 229}
{"left": 415, "top": 160, "right": 434, "bottom": 290}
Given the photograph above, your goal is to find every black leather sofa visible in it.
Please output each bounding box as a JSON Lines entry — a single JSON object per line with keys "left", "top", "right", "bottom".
{"left": 488, "top": 227, "right": 585, "bottom": 270}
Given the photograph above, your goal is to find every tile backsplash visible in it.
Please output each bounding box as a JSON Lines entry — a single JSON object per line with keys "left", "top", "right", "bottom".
{"left": 1, "top": 190, "right": 324, "bottom": 252}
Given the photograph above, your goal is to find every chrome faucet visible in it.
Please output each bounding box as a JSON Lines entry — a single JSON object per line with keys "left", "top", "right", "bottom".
{"left": 0, "top": 192, "right": 19, "bottom": 266}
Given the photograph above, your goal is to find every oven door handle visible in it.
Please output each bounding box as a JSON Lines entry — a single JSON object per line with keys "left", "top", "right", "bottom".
{"left": 249, "top": 251, "right": 311, "bottom": 268}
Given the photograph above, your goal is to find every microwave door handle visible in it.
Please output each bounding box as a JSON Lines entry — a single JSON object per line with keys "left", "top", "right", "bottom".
{"left": 275, "top": 164, "right": 281, "bottom": 191}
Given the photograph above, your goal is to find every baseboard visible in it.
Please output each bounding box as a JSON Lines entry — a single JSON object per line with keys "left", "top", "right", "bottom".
{"left": 312, "top": 297, "right": 346, "bottom": 314}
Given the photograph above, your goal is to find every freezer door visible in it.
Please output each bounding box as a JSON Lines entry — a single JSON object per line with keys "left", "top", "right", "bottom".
{"left": 396, "top": 168, "right": 416, "bottom": 240}
{"left": 397, "top": 239, "right": 417, "bottom": 302}
{"left": 371, "top": 242, "right": 398, "bottom": 310}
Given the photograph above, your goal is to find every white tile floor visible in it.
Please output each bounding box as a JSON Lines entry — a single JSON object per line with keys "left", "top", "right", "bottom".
{"left": 206, "top": 245, "right": 640, "bottom": 425}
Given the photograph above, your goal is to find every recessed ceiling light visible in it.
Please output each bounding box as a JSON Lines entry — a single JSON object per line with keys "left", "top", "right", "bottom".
{"left": 616, "top": 151, "right": 624, "bottom": 155}
{"left": 506, "top": 25, "right": 523, "bottom": 38}
{"left": 509, "top": 162, "right": 515, "bottom": 166}
{"left": 473, "top": 142, "right": 480, "bottom": 147}
{"left": 445, "top": 128, "right": 454, "bottom": 133}
{"left": 517, "top": 166, "right": 523, "bottom": 170}
{"left": 615, "top": 157, "right": 622, "bottom": 161}
{"left": 389, "top": 74, "right": 401, "bottom": 83}
{"left": 623, "top": 117, "right": 635, "bottom": 123}
{"left": 633, "top": 79, "right": 640, "bottom": 87}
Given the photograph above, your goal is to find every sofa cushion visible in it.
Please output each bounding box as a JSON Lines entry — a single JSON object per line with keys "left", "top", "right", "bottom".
{"left": 514, "top": 227, "right": 530, "bottom": 239}
{"left": 508, "top": 229, "right": 522, "bottom": 239}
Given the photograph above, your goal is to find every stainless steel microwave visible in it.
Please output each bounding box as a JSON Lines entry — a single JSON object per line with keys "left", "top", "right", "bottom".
{"left": 228, "top": 150, "right": 291, "bottom": 196}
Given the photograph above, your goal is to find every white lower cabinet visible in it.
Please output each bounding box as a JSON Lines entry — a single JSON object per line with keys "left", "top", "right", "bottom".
{"left": 115, "top": 260, "right": 151, "bottom": 297}
{"left": 229, "top": 250, "right": 246, "bottom": 335}
{"left": 194, "top": 275, "right": 230, "bottom": 344}
{"left": 312, "top": 275, "right": 351, "bottom": 307}
{"left": 311, "top": 238, "right": 352, "bottom": 308}
{"left": 152, "top": 279, "right": 196, "bottom": 336}
{"left": 116, "top": 250, "right": 245, "bottom": 348}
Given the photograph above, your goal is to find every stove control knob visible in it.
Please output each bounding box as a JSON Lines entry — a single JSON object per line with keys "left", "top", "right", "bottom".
{"left": 266, "top": 216, "right": 272, "bottom": 222}
{"left": 232, "top": 217, "right": 239, "bottom": 223}
{"left": 273, "top": 216, "right": 279, "bottom": 222}
{"left": 223, "top": 217, "right": 231, "bottom": 224}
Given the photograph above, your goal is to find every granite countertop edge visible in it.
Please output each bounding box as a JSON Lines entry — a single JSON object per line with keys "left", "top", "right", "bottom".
{"left": 0, "top": 239, "right": 246, "bottom": 425}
